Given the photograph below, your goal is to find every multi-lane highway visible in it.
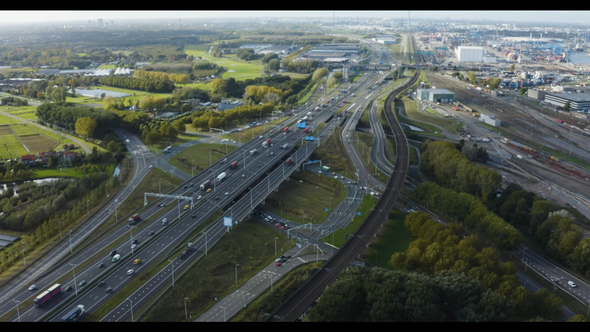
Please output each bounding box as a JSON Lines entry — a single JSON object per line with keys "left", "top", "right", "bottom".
{"left": 31, "top": 68, "right": 383, "bottom": 321}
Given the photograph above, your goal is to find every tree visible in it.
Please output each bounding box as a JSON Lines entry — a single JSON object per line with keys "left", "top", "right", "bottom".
{"left": 103, "top": 95, "right": 114, "bottom": 109}
{"left": 268, "top": 58, "right": 280, "bottom": 72}
{"left": 509, "top": 64, "right": 515, "bottom": 72}
{"left": 145, "top": 131, "right": 161, "bottom": 145}
{"left": 564, "top": 101, "right": 571, "bottom": 111}
{"left": 68, "top": 78, "right": 77, "bottom": 95}
{"left": 467, "top": 72, "right": 477, "bottom": 83}
{"left": 567, "top": 314, "right": 587, "bottom": 322}
{"left": 75, "top": 117, "right": 98, "bottom": 138}
{"left": 107, "top": 141, "right": 119, "bottom": 153}
{"left": 519, "top": 87, "right": 528, "bottom": 96}
{"left": 312, "top": 68, "right": 329, "bottom": 82}
{"left": 172, "top": 120, "right": 186, "bottom": 134}
{"left": 333, "top": 71, "right": 343, "bottom": 80}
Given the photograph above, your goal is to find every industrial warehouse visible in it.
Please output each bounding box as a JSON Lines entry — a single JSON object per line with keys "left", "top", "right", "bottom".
{"left": 545, "top": 92, "right": 590, "bottom": 112}
{"left": 416, "top": 88, "right": 455, "bottom": 103}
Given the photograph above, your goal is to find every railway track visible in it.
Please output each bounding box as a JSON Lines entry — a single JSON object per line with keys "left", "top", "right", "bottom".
{"left": 265, "top": 70, "right": 419, "bottom": 322}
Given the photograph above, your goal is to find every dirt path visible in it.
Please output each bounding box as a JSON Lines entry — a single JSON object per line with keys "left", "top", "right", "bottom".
{"left": 0, "top": 110, "right": 92, "bottom": 154}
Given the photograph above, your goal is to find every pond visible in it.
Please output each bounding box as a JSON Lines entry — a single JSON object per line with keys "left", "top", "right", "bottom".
{"left": 0, "top": 178, "right": 60, "bottom": 197}
{"left": 402, "top": 123, "right": 425, "bottom": 132}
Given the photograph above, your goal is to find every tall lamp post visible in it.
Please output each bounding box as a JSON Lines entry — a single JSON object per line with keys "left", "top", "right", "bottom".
{"left": 274, "top": 237, "right": 278, "bottom": 256}
{"left": 21, "top": 241, "right": 26, "bottom": 267}
{"left": 86, "top": 199, "right": 89, "bottom": 216}
{"left": 159, "top": 179, "right": 162, "bottom": 194}
{"left": 184, "top": 297, "right": 189, "bottom": 320}
{"left": 69, "top": 230, "right": 73, "bottom": 254}
{"left": 235, "top": 264, "right": 239, "bottom": 284}
{"left": 192, "top": 159, "right": 195, "bottom": 177}
{"left": 70, "top": 263, "right": 78, "bottom": 296}
{"left": 58, "top": 221, "right": 63, "bottom": 240}
{"left": 127, "top": 298, "right": 134, "bottom": 322}
{"left": 13, "top": 299, "right": 21, "bottom": 322}
{"left": 169, "top": 259, "right": 176, "bottom": 287}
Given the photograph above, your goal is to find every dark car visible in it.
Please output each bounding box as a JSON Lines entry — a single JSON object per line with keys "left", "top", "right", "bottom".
{"left": 98, "top": 281, "right": 106, "bottom": 287}
{"left": 286, "top": 255, "right": 291, "bottom": 259}
{"left": 190, "top": 183, "right": 195, "bottom": 187}
{"left": 98, "top": 263, "right": 105, "bottom": 268}
{"left": 65, "top": 285, "right": 72, "bottom": 292}
{"left": 148, "top": 231, "right": 154, "bottom": 236}
{"left": 192, "top": 214, "right": 196, "bottom": 219}
{"left": 106, "top": 287, "right": 113, "bottom": 293}
{"left": 110, "top": 250, "right": 117, "bottom": 256}
{"left": 183, "top": 185, "right": 187, "bottom": 189}
{"left": 132, "top": 239, "right": 138, "bottom": 245}
{"left": 280, "top": 255, "right": 286, "bottom": 259}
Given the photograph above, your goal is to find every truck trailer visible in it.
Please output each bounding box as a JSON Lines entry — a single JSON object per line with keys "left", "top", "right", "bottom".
{"left": 128, "top": 214, "right": 141, "bottom": 223}
{"left": 62, "top": 305, "right": 85, "bottom": 322}
{"left": 230, "top": 161, "right": 238, "bottom": 169}
{"left": 285, "top": 158, "right": 293, "bottom": 165}
{"left": 200, "top": 180, "right": 212, "bottom": 190}
{"left": 216, "top": 172, "right": 227, "bottom": 182}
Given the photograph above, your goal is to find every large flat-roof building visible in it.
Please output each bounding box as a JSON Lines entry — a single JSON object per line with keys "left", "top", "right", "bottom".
{"left": 545, "top": 92, "right": 590, "bottom": 112}
{"left": 456, "top": 46, "right": 484, "bottom": 62}
{"left": 416, "top": 89, "right": 455, "bottom": 103}
{"left": 480, "top": 113, "right": 501, "bottom": 127}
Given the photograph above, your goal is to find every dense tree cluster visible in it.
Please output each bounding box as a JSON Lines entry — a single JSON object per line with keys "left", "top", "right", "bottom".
{"left": 305, "top": 266, "right": 558, "bottom": 322}
{"left": 421, "top": 140, "right": 501, "bottom": 201}
{"left": 0, "top": 96, "right": 28, "bottom": 106}
{"left": 142, "top": 63, "right": 193, "bottom": 74}
{"left": 36, "top": 103, "right": 120, "bottom": 138}
{"left": 98, "top": 76, "right": 175, "bottom": 93}
{"left": 385, "top": 212, "right": 562, "bottom": 321}
{"left": 414, "top": 182, "right": 521, "bottom": 251}
{"left": 209, "top": 74, "right": 311, "bottom": 103}
{"left": 459, "top": 140, "right": 489, "bottom": 163}
{"left": 133, "top": 70, "right": 189, "bottom": 85}
{"left": 280, "top": 58, "right": 318, "bottom": 73}
{"left": 236, "top": 48, "right": 262, "bottom": 61}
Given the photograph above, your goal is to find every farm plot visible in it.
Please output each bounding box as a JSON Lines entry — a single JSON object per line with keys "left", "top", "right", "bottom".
{"left": 0, "top": 126, "right": 13, "bottom": 135}
{"left": 20, "top": 135, "right": 58, "bottom": 154}
{"left": 0, "top": 114, "right": 22, "bottom": 125}
{"left": 0, "top": 134, "right": 28, "bottom": 159}
{"left": 10, "top": 124, "right": 39, "bottom": 136}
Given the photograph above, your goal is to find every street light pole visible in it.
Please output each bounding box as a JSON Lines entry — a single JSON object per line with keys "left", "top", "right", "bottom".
{"left": 13, "top": 300, "right": 20, "bottom": 322}
{"left": 159, "top": 179, "right": 162, "bottom": 194}
{"left": 59, "top": 221, "right": 63, "bottom": 240}
{"left": 192, "top": 159, "right": 195, "bottom": 177}
{"left": 275, "top": 237, "right": 278, "bottom": 256}
{"left": 70, "top": 263, "right": 78, "bottom": 296}
{"left": 235, "top": 264, "right": 239, "bottom": 284}
{"left": 209, "top": 150, "right": 212, "bottom": 166}
{"left": 184, "top": 297, "right": 189, "bottom": 320}
{"left": 169, "top": 259, "right": 175, "bottom": 287}
{"left": 127, "top": 298, "right": 134, "bottom": 322}
{"left": 21, "top": 241, "right": 26, "bottom": 267}
{"left": 69, "top": 230, "right": 73, "bottom": 254}
{"left": 86, "top": 199, "right": 89, "bottom": 216}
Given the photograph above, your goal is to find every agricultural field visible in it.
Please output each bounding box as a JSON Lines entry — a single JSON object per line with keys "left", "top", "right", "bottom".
{"left": 20, "top": 134, "right": 58, "bottom": 153}
{"left": 66, "top": 85, "right": 171, "bottom": 107}
{"left": 0, "top": 113, "right": 23, "bottom": 125}
{"left": 10, "top": 124, "right": 39, "bottom": 136}
{"left": 98, "top": 64, "right": 116, "bottom": 69}
{"left": 0, "top": 134, "right": 28, "bottom": 159}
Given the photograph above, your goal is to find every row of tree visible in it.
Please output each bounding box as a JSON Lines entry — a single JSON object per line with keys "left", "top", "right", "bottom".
{"left": 420, "top": 140, "right": 502, "bottom": 202}
{"left": 190, "top": 103, "right": 274, "bottom": 131}
{"left": 98, "top": 76, "right": 176, "bottom": 93}
{"left": 414, "top": 182, "right": 521, "bottom": 251}
{"left": 132, "top": 70, "right": 190, "bottom": 85}
{"left": 280, "top": 58, "right": 318, "bottom": 74}
{"left": 209, "top": 75, "right": 311, "bottom": 103}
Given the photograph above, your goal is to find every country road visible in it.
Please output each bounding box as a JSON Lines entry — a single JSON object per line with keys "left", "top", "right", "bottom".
{"left": 0, "top": 110, "right": 91, "bottom": 154}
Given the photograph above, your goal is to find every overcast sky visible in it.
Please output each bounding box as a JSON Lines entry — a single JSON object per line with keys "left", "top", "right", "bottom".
{"left": 0, "top": 11, "right": 589, "bottom": 26}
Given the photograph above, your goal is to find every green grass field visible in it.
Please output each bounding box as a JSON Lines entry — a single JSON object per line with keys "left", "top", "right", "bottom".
{"left": 184, "top": 45, "right": 264, "bottom": 81}
{"left": 10, "top": 124, "right": 39, "bottom": 136}
{"left": 264, "top": 170, "right": 346, "bottom": 224}
{"left": 401, "top": 100, "right": 462, "bottom": 135}
{"left": 362, "top": 210, "right": 414, "bottom": 269}
{"left": 67, "top": 85, "right": 171, "bottom": 107}
{"left": 0, "top": 113, "right": 23, "bottom": 125}
{"left": 311, "top": 126, "right": 357, "bottom": 180}
{"left": 98, "top": 64, "right": 116, "bottom": 69}
{"left": 321, "top": 194, "right": 378, "bottom": 248}
{"left": 394, "top": 98, "right": 445, "bottom": 138}
{"left": 139, "top": 220, "right": 292, "bottom": 322}
{"left": 168, "top": 143, "right": 238, "bottom": 175}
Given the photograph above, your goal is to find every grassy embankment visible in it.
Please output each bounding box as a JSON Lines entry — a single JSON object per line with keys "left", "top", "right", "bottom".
{"left": 320, "top": 194, "right": 378, "bottom": 248}
{"left": 137, "top": 220, "right": 292, "bottom": 322}
{"left": 361, "top": 210, "right": 414, "bottom": 268}
{"left": 168, "top": 143, "right": 238, "bottom": 175}
{"left": 264, "top": 170, "right": 346, "bottom": 224}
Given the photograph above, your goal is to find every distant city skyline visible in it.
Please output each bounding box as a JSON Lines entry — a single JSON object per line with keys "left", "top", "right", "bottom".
{"left": 0, "top": 11, "right": 589, "bottom": 26}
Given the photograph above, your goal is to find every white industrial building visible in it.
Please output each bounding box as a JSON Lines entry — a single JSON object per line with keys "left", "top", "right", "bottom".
{"left": 483, "top": 56, "right": 497, "bottom": 63}
{"left": 218, "top": 100, "right": 244, "bottom": 111}
{"left": 456, "top": 46, "right": 484, "bottom": 62}
{"left": 480, "top": 113, "right": 501, "bottom": 127}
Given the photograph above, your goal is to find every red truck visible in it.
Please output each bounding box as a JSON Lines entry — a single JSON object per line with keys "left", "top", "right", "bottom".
{"left": 230, "top": 161, "right": 238, "bottom": 169}
{"left": 285, "top": 158, "right": 293, "bottom": 165}
{"left": 128, "top": 214, "right": 141, "bottom": 223}
{"left": 303, "top": 128, "right": 309, "bottom": 134}
{"left": 284, "top": 127, "right": 289, "bottom": 133}
{"left": 452, "top": 107, "right": 458, "bottom": 111}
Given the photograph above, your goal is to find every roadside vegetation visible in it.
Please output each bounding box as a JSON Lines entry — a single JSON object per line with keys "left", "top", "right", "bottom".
{"left": 310, "top": 126, "right": 357, "bottom": 180}
{"left": 168, "top": 143, "right": 238, "bottom": 175}
{"left": 361, "top": 210, "right": 413, "bottom": 268}
{"left": 320, "top": 194, "right": 378, "bottom": 248}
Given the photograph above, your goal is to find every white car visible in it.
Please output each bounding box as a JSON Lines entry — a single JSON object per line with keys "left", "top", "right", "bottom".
{"left": 197, "top": 195, "right": 202, "bottom": 200}
{"left": 28, "top": 285, "right": 36, "bottom": 291}
{"left": 131, "top": 244, "right": 137, "bottom": 249}
{"left": 568, "top": 281, "right": 577, "bottom": 287}
{"left": 225, "top": 192, "right": 229, "bottom": 196}
{"left": 334, "top": 176, "right": 338, "bottom": 179}
{"left": 127, "top": 269, "right": 134, "bottom": 275}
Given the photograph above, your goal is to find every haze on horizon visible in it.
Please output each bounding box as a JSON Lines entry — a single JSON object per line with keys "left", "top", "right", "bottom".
{"left": 0, "top": 11, "right": 589, "bottom": 26}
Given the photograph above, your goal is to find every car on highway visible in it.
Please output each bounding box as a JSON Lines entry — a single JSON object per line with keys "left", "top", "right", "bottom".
{"left": 149, "top": 231, "right": 154, "bottom": 236}
{"left": 184, "top": 205, "right": 190, "bottom": 210}
{"left": 275, "top": 223, "right": 281, "bottom": 227}
{"left": 275, "top": 258, "right": 281, "bottom": 262}
{"left": 215, "top": 196, "right": 220, "bottom": 200}
{"left": 110, "top": 250, "right": 117, "bottom": 256}
{"left": 98, "top": 281, "right": 106, "bottom": 287}
{"left": 286, "top": 255, "right": 291, "bottom": 259}
{"left": 334, "top": 176, "right": 338, "bottom": 179}
{"left": 207, "top": 188, "right": 212, "bottom": 193}
{"left": 276, "top": 262, "right": 282, "bottom": 267}
{"left": 132, "top": 239, "right": 138, "bottom": 245}
{"left": 98, "top": 263, "right": 105, "bottom": 268}
{"left": 149, "top": 165, "right": 153, "bottom": 169}
{"left": 127, "top": 269, "right": 134, "bottom": 275}
{"left": 225, "top": 192, "right": 229, "bottom": 196}
{"left": 197, "top": 195, "right": 202, "bottom": 200}
{"left": 28, "top": 285, "right": 36, "bottom": 291}
{"left": 65, "top": 285, "right": 72, "bottom": 292}
{"left": 281, "top": 226, "right": 286, "bottom": 230}
{"left": 79, "top": 280, "right": 87, "bottom": 287}
{"left": 106, "top": 287, "right": 113, "bottom": 293}
{"left": 134, "top": 259, "right": 141, "bottom": 264}
{"left": 192, "top": 214, "right": 196, "bottom": 219}
{"left": 569, "top": 281, "right": 577, "bottom": 287}
{"left": 131, "top": 244, "right": 137, "bottom": 249}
